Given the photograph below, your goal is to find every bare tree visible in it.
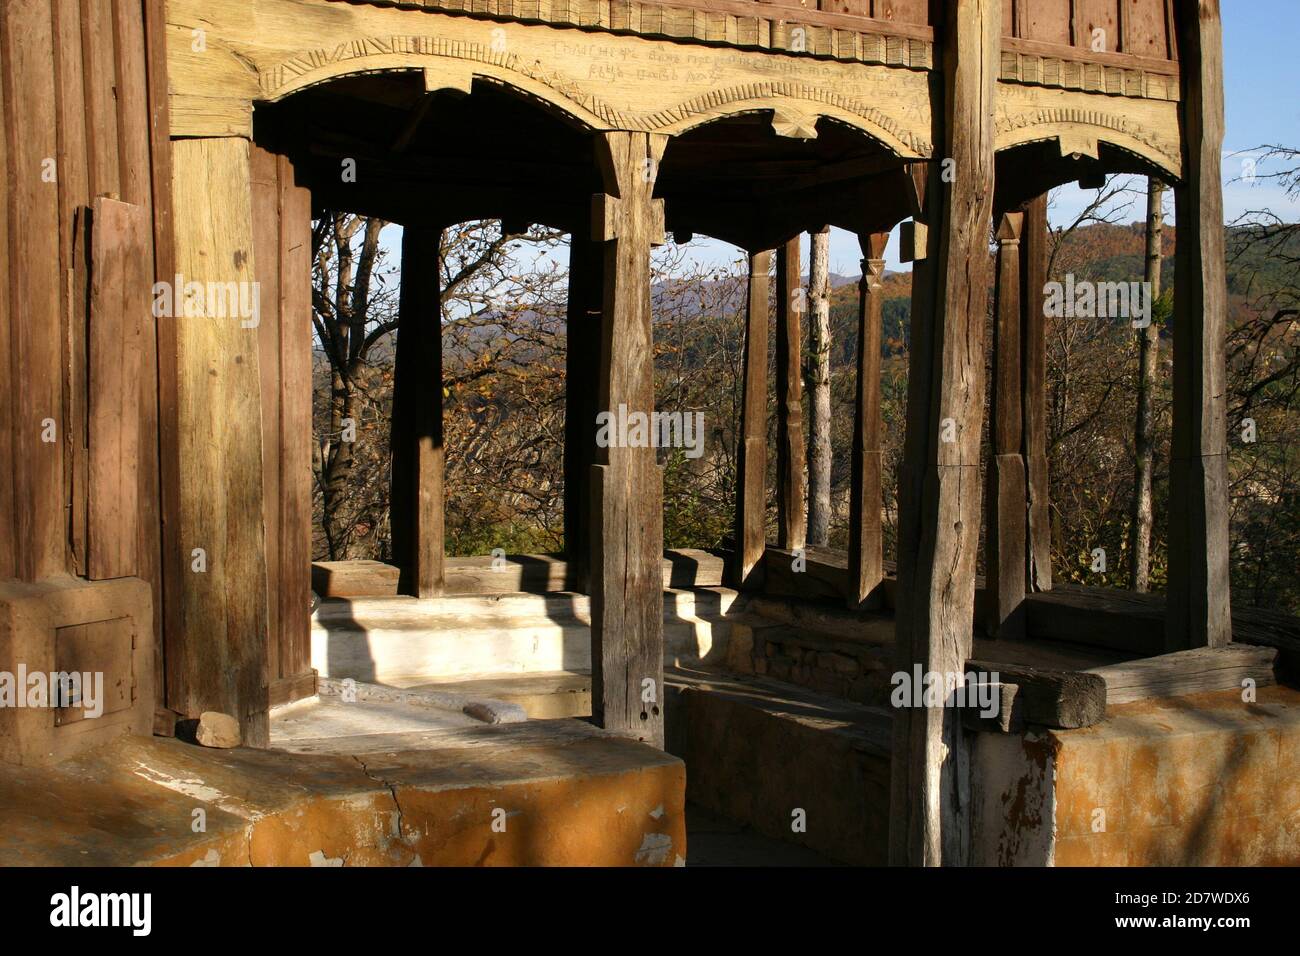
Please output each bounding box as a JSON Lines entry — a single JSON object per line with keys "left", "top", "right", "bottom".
{"left": 312, "top": 213, "right": 397, "bottom": 559}
{"left": 807, "top": 226, "right": 832, "bottom": 546}
{"left": 1130, "top": 178, "right": 1166, "bottom": 591}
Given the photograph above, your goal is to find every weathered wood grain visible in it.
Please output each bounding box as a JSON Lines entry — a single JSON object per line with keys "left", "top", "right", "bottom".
{"left": 1087, "top": 644, "right": 1277, "bottom": 705}
{"left": 774, "top": 236, "right": 806, "bottom": 552}
{"left": 277, "top": 153, "right": 314, "bottom": 685}
{"left": 167, "top": 136, "right": 269, "bottom": 745}
{"left": 3, "top": 0, "right": 67, "bottom": 581}
{"left": 1019, "top": 193, "right": 1052, "bottom": 593}
{"left": 52, "top": 0, "right": 90, "bottom": 578}
{"left": 87, "top": 198, "right": 149, "bottom": 580}
{"left": 590, "top": 130, "right": 667, "bottom": 748}
{"left": 889, "top": 0, "right": 999, "bottom": 868}
{"left": 0, "top": 4, "right": 12, "bottom": 580}
{"left": 847, "top": 233, "right": 887, "bottom": 608}
{"left": 985, "top": 211, "right": 1026, "bottom": 637}
{"left": 967, "top": 658, "right": 1107, "bottom": 728}
{"left": 113, "top": 0, "right": 164, "bottom": 704}
{"left": 734, "top": 248, "right": 772, "bottom": 590}
{"left": 1168, "top": 0, "right": 1230, "bottom": 650}
{"left": 250, "top": 144, "right": 282, "bottom": 681}
{"left": 144, "top": 0, "right": 177, "bottom": 707}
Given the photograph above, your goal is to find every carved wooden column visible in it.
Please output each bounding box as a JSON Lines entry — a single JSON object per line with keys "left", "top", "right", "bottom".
{"left": 848, "top": 233, "right": 889, "bottom": 608}
{"left": 390, "top": 226, "right": 445, "bottom": 599}
{"left": 889, "top": 0, "right": 999, "bottom": 867}
{"left": 734, "top": 248, "right": 772, "bottom": 590}
{"left": 1020, "top": 193, "right": 1053, "bottom": 593}
{"left": 1168, "top": 0, "right": 1231, "bottom": 650}
{"left": 775, "top": 237, "right": 806, "bottom": 552}
{"left": 986, "top": 211, "right": 1027, "bottom": 638}
{"left": 590, "top": 131, "right": 666, "bottom": 747}
{"left": 565, "top": 234, "right": 603, "bottom": 593}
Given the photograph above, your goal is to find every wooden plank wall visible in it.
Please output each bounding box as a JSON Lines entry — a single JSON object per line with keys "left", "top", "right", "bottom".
{"left": 1002, "top": 0, "right": 1176, "bottom": 58}
{"left": 812, "top": 0, "right": 929, "bottom": 24}
{"left": 0, "top": 1, "right": 165, "bottom": 674}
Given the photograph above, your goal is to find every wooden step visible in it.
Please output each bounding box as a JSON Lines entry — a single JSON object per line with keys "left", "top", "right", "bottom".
{"left": 311, "top": 586, "right": 741, "bottom": 682}
{"left": 312, "top": 548, "right": 729, "bottom": 598}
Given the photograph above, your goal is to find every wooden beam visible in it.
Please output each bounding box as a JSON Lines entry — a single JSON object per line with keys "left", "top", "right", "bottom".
{"left": 848, "top": 232, "right": 889, "bottom": 608}
{"left": 52, "top": 0, "right": 90, "bottom": 579}
{"left": 985, "top": 211, "right": 1027, "bottom": 638}
{"left": 253, "top": 146, "right": 314, "bottom": 694}
{"left": 390, "top": 226, "right": 445, "bottom": 599}
{"left": 775, "top": 236, "right": 806, "bottom": 552}
{"left": 734, "top": 249, "right": 773, "bottom": 590}
{"left": 966, "top": 659, "right": 1107, "bottom": 728}
{"left": 250, "top": 146, "right": 281, "bottom": 685}
{"left": 143, "top": 0, "right": 178, "bottom": 710}
{"left": 1168, "top": 0, "right": 1231, "bottom": 650}
{"left": 1086, "top": 644, "right": 1276, "bottom": 706}
{"left": 564, "top": 235, "right": 603, "bottom": 593}
{"left": 0, "top": 8, "right": 10, "bottom": 582}
{"left": 590, "top": 130, "right": 667, "bottom": 748}
{"left": 1020, "top": 193, "right": 1052, "bottom": 592}
{"left": 166, "top": 137, "right": 269, "bottom": 745}
{"left": 889, "top": 0, "right": 1000, "bottom": 867}
{"left": 277, "top": 154, "right": 314, "bottom": 688}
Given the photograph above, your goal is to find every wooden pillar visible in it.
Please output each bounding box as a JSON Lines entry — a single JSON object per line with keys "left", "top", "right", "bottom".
{"left": 565, "top": 235, "right": 603, "bottom": 593}
{"left": 167, "top": 138, "right": 270, "bottom": 745}
{"left": 251, "top": 145, "right": 314, "bottom": 704}
{"left": 889, "top": 0, "right": 999, "bottom": 867}
{"left": 390, "top": 226, "right": 445, "bottom": 599}
{"left": 985, "top": 211, "right": 1027, "bottom": 638}
{"left": 1168, "top": 0, "right": 1231, "bottom": 650}
{"left": 775, "top": 237, "right": 806, "bottom": 551}
{"left": 1020, "top": 193, "right": 1052, "bottom": 593}
{"left": 734, "top": 249, "right": 772, "bottom": 590}
{"left": 848, "top": 233, "right": 889, "bottom": 608}
{"left": 590, "top": 131, "right": 666, "bottom": 747}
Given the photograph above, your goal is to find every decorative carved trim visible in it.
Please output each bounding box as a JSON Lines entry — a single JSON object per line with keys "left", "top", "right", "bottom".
{"left": 995, "top": 106, "right": 1181, "bottom": 175}
{"left": 326, "top": 0, "right": 1176, "bottom": 101}
{"left": 259, "top": 35, "right": 934, "bottom": 155}
{"left": 322, "top": 0, "right": 935, "bottom": 70}
{"left": 999, "top": 50, "right": 1178, "bottom": 102}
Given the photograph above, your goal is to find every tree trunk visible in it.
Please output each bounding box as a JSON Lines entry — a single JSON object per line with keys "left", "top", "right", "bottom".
{"left": 1130, "top": 178, "right": 1164, "bottom": 592}
{"left": 807, "top": 225, "right": 832, "bottom": 547}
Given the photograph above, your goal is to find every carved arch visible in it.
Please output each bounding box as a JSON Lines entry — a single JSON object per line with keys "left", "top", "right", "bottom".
{"left": 256, "top": 36, "right": 930, "bottom": 158}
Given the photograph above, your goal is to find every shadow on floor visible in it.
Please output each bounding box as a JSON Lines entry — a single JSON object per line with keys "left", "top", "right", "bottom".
{"left": 685, "top": 803, "right": 840, "bottom": 867}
